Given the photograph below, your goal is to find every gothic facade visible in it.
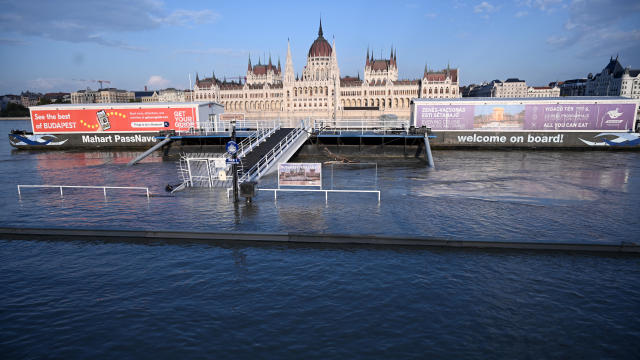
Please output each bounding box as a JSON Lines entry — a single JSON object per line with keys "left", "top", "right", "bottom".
{"left": 192, "top": 21, "right": 460, "bottom": 121}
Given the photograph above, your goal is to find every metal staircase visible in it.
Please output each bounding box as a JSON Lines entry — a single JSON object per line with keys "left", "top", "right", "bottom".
{"left": 238, "top": 123, "right": 311, "bottom": 183}
{"left": 173, "top": 120, "right": 311, "bottom": 191}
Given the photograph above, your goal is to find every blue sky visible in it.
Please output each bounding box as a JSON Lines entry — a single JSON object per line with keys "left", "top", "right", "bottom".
{"left": 1, "top": 0, "right": 639, "bottom": 94}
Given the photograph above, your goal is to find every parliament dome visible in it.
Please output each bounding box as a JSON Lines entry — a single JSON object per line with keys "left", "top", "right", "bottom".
{"left": 308, "top": 20, "right": 332, "bottom": 58}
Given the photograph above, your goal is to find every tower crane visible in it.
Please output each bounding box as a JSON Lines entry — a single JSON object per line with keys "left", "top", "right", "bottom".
{"left": 72, "top": 79, "right": 112, "bottom": 89}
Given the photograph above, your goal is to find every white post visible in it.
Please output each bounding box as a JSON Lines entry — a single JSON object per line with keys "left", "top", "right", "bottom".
{"left": 103, "top": 187, "right": 107, "bottom": 199}
{"left": 146, "top": 188, "right": 150, "bottom": 199}
{"left": 424, "top": 134, "right": 435, "bottom": 168}
{"left": 206, "top": 161, "right": 212, "bottom": 188}
{"left": 17, "top": 185, "right": 21, "bottom": 197}
{"left": 60, "top": 186, "right": 63, "bottom": 198}
{"left": 187, "top": 159, "right": 194, "bottom": 186}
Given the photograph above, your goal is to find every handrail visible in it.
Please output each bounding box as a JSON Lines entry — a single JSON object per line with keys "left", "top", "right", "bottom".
{"left": 238, "top": 120, "right": 310, "bottom": 183}
{"left": 17, "top": 185, "right": 150, "bottom": 199}
{"left": 313, "top": 118, "right": 410, "bottom": 134}
{"left": 231, "top": 120, "right": 280, "bottom": 160}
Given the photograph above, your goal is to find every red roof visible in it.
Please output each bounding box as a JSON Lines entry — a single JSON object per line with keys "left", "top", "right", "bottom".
{"left": 251, "top": 64, "right": 280, "bottom": 76}
{"left": 308, "top": 20, "right": 332, "bottom": 57}
{"left": 370, "top": 60, "right": 391, "bottom": 71}
{"left": 424, "top": 69, "right": 458, "bottom": 83}
{"left": 309, "top": 37, "right": 332, "bottom": 57}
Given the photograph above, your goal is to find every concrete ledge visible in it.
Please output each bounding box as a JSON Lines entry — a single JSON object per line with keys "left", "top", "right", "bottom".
{"left": 0, "top": 227, "right": 638, "bottom": 254}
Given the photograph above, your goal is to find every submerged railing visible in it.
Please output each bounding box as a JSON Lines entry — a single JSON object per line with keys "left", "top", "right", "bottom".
{"left": 17, "top": 185, "right": 150, "bottom": 199}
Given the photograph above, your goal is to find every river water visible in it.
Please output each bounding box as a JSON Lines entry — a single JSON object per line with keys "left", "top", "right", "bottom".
{"left": 1, "top": 120, "right": 638, "bottom": 358}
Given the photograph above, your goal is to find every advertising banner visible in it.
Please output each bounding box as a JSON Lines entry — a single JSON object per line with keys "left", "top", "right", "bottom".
{"left": 415, "top": 103, "right": 636, "bottom": 131}
{"left": 278, "top": 163, "right": 322, "bottom": 187}
{"left": 219, "top": 113, "right": 245, "bottom": 121}
{"left": 31, "top": 107, "right": 197, "bottom": 134}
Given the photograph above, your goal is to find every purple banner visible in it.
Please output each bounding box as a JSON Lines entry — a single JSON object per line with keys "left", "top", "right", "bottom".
{"left": 415, "top": 103, "right": 636, "bottom": 131}
{"left": 415, "top": 105, "right": 474, "bottom": 130}
{"left": 525, "top": 104, "right": 635, "bottom": 131}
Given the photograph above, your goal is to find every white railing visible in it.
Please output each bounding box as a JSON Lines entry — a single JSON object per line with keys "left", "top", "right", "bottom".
{"left": 174, "top": 120, "right": 281, "bottom": 189}
{"left": 159, "top": 119, "right": 280, "bottom": 137}
{"left": 228, "top": 120, "right": 280, "bottom": 160}
{"left": 314, "top": 118, "right": 410, "bottom": 134}
{"left": 226, "top": 188, "right": 380, "bottom": 203}
{"left": 17, "top": 185, "right": 150, "bottom": 199}
{"left": 238, "top": 120, "right": 311, "bottom": 183}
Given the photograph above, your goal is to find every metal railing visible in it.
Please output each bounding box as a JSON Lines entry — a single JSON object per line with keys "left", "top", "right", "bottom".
{"left": 228, "top": 120, "right": 280, "bottom": 160}
{"left": 173, "top": 120, "right": 281, "bottom": 189}
{"left": 314, "top": 118, "right": 410, "bottom": 135}
{"left": 160, "top": 119, "right": 281, "bottom": 137}
{"left": 17, "top": 185, "right": 150, "bottom": 199}
{"left": 238, "top": 120, "right": 311, "bottom": 183}
{"left": 226, "top": 188, "right": 380, "bottom": 203}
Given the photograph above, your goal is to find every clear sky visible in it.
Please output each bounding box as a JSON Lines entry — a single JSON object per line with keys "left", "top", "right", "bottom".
{"left": 1, "top": 0, "right": 639, "bottom": 94}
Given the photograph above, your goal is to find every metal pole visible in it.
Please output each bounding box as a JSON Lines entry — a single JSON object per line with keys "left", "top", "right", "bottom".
{"left": 232, "top": 124, "right": 239, "bottom": 203}
{"left": 60, "top": 186, "right": 63, "bottom": 198}
{"left": 424, "top": 134, "right": 434, "bottom": 168}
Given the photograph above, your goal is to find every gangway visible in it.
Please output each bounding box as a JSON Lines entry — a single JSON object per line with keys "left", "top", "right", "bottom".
{"left": 174, "top": 120, "right": 311, "bottom": 191}
{"left": 127, "top": 136, "right": 174, "bottom": 166}
{"left": 238, "top": 121, "right": 311, "bottom": 183}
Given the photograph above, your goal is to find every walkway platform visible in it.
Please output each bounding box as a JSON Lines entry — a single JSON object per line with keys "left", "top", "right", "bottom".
{"left": 0, "top": 227, "right": 637, "bottom": 254}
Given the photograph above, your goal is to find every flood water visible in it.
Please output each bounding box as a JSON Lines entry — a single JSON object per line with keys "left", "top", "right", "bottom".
{"left": 1, "top": 119, "right": 638, "bottom": 358}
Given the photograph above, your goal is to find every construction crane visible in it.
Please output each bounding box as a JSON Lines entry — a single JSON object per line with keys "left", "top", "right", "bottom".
{"left": 73, "top": 79, "right": 112, "bottom": 89}
{"left": 96, "top": 80, "right": 111, "bottom": 89}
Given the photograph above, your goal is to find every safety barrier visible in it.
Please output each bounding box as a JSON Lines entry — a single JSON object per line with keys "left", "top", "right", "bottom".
{"left": 17, "top": 185, "right": 150, "bottom": 199}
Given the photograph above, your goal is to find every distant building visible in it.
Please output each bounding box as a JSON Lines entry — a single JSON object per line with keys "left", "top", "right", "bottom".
{"left": 157, "top": 88, "right": 187, "bottom": 102}
{"left": 138, "top": 89, "right": 189, "bottom": 103}
{"left": 20, "top": 91, "right": 41, "bottom": 107}
{"left": 553, "top": 79, "right": 587, "bottom": 96}
{"left": 1, "top": 94, "right": 21, "bottom": 110}
{"left": 493, "top": 78, "right": 528, "bottom": 97}
{"left": 527, "top": 86, "right": 560, "bottom": 98}
{"left": 96, "top": 88, "right": 134, "bottom": 103}
{"left": 43, "top": 92, "right": 70, "bottom": 103}
{"left": 464, "top": 79, "right": 558, "bottom": 98}
{"left": 134, "top": 91, "right": 154, "bottom": 102}
{"left": 71, "top": 88, "right": 134, "bottom": 104}
{"left": 192, "top": 20, "right": 460, "bottom": 121}
{"left": 71, "top": 90, "right": 96, "bottom": 104}
{"left": 585, "top": 56, "right": 640, "bottom": 99}
{"left": 465, "top": 81, "right": 497, "bottom": 97}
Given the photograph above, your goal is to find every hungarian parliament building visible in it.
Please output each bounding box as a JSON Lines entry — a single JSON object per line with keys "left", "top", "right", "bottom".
{"left": 193, "top": 21, "right": 460, "bottom": 120}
